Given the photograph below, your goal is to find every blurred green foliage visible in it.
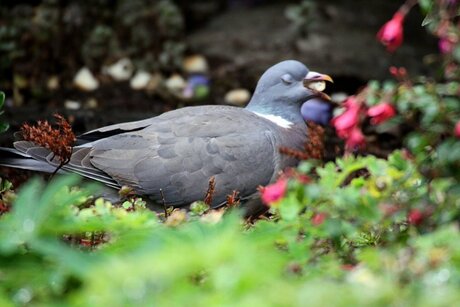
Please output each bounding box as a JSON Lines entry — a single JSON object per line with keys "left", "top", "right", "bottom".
{"left": 363, "top": 78, "right": 460, "bottom": 181}
{"left": 285, "top": 0, "right": 317, "bottom": 38}
{"left": 1, "top": 152, "right": 460, "bottom": 305}
{"left": 1, "top": 1, "right": 460, "bottom": 305}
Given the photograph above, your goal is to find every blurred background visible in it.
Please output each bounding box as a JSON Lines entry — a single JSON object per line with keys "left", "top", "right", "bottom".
{"left": 0, "top": 0, "right": 437, "bottom": 141}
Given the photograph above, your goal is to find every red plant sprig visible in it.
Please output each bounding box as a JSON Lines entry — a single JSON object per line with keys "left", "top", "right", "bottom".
{"left": 279, "top": 121, "right": 325, "bottom": 160}
{"left": 226, "top": 190, "right": 240, "bottom": 207}
{"left": 204, "top": 176, "right": 216, "bottom": 206}
{"left": 21, "top": 114, "right": 76, "bottom": 168}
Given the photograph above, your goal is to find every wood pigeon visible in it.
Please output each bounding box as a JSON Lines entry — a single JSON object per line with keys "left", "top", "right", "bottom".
{"left": 0, "top": 60, "right": 333, "bottom": 207}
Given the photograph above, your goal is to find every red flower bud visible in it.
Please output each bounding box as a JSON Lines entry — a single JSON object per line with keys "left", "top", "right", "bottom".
{"left": 260, "top": 178, "right": 287, "bottom": 206}
{"left": 455, "top": 121, "right": 460, "bottom": 138}
{"left": 439, "top": 37, "right": 455, "bottom": 54}
{"left": 377, "top": 12, "right": 405, "bottom": 52}
{"left": 408, "top": 209, "right": 424, "bottom": 225}
{"left": 331, "top": 96, "right": 361, "bottom": 138}
{"left": 345, "top": 127, "right": 366, "bottom": 150}
{"left": 367, "top": 102, "right": 396, "bottom": 125}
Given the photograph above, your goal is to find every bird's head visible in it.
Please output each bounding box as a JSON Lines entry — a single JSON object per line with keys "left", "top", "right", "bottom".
{"left": 246, "top": 60, "right": 334, "bottom": 126}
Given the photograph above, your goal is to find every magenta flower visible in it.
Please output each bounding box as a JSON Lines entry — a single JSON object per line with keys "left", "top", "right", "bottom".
{"left": 367, "top": 102, "right": 396, "bottom": 125}
{"left": 439, "top": 37, "right": 454, "bottom": 54}
{"left": 455, "top": 121, "right": 460, "bottom": 138}
{"left": 311, "top": 212, "right": 326, "bottom": 226}
{"left": 331, "top": 96, "right": 361, "bottom": 138}
{"left": 345, "top": 127, "right": 366, "bottom": 150}
{"left": 408, "top": 209, "right": 424, "bottom": 226}
{"left": 377, "top": 12, "right": 405, "bottom": 52}
{"left": 260, "top": 178, "right": 287, "bottom": 205}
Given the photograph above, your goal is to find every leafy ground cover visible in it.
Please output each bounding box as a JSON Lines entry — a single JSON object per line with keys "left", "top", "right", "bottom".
{"left": 1, "top": 0, "right": 460, "bottom": 306}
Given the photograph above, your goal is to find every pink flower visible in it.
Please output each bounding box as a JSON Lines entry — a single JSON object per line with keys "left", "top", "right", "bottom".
{"left": 408, "top": 209, "right": 424, "bottom": 225}
{"left": 260, "top": 178, "right": 287, "bottom": 205}
{"left": 377, "top": 12, "right": 405, "bottom": 52}
{"left": 439, "top": 37, "right": 454, "bottom": 54}
{"left": 455, "top": 121, "right": 460, "bottom": 138}
{"left": 367, "top": 102, "right": 396, "bottom": 125}
{"left": 345, "top": 127, "right": 366, "bottom": 150}
{"left": 331, "top": 96, "right": 361, "bottom": 137}
{"left": 331, "top": 96, "right": 367, "bottom": 151}
{"left": 311, "top": 212, "right": 326, "bottom": 226}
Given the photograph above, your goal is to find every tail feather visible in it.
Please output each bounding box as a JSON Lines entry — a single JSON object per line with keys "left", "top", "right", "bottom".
{"left": 0, "top": 146, "right": 120, "bottom": 189}
{"left": 0, "top": 147, "right": 58, "bottom": 173}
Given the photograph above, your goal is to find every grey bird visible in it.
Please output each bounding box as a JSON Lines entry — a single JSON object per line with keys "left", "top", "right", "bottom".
{"left": 0, "top": 60, "right": 333, "bottom": 207}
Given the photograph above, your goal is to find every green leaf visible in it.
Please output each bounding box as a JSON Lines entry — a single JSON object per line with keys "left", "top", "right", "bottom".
{"left": 453, "top": 45, "right": 460, "bottom": 63}
{"left": 0, "top": 175, "right": 92, "bottom": 251}
{"left": 418, "top": 0, "right": 433, "bottom": 13}
{"left": 0, "top": 178, "right": 13, "bottom": 193}
{"left": 122, "top": 201, "right": 133, "bottom": 210}
{"left": 0, "top": 92, "right": 4, "bottom": 109}
{"left": 278, "top": 194, "right": 300, "bottom": 221}
{"left": 421, "top": 8, "right": 436, "bottom": 26}
{"left": 0, "top": 122, "right": 8, "bottom": 133}
{"left": 436, "top": 139, "right": 460, "bottom": 164}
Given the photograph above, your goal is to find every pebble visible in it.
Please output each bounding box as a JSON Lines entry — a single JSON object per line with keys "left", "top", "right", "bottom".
{"left": 74, "top": 67, "right": 99, "bottom": 91}
{"left": 104, "top": 58, "right": 134, "bottom": 81}
{"left": 146, "top": 73, "right": 163, "bottom": 93}
{"left": 47, "top": 76, "right": 59, "bottom": 90}
{"left": 130, "top": 71, "right": 152, "bottom": 90}
{"left": 183, "top": 55, "right": 209, "bottom": 74}
{"left": 224, "top": 88, "right": 251, "bottom": 106}
{"left": 64, "top": 100, "right": 81, "bottom": 110}
{"left": 85, "top": 98, "right": 98, "bottom": 109}
{"left": 165, "top": 74, "right": 186, "bottom": 92}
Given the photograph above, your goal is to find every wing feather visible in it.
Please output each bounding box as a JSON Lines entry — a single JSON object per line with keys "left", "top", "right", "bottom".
{"left": 87, "top": 106, "right": 278, "bottom": 206}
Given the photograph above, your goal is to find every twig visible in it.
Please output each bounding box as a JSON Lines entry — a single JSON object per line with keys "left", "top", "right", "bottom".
{"left": 159, "top": 188, "right": 168, "bottom": 218}
{"left": 226, "top": 190, "right": 240, "bottom": 208}
{"left": 204, "top": 176, "right": 216, "bottom": 206}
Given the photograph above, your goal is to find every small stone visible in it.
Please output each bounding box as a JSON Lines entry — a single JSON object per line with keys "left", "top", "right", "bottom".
{"left": 74, "top": 67, "right": 99, "bottom": 91}
{"left": 224, "top": 88, "right": 251, "bottom": 106}
{"left": 103, "top": 58, "right": 134, "bottom": 81}
{"left": 183, "top": 74, "right": 210, "bottom": 99}
{"left": 64, "top": 100, "right": 81, "bottom": 110}
{"left": 200, "top": 209, "right": 225, "bottom": 224}
{"left": 183, "top": 55, "right": 209, "bottom": 74}
{"left": 143, "top": 73, "right": 162, "bottom": 93}
{"left": 85, "top": 98, "right": 98, "bottom": 109}
{"left": 130, "top": 71, "right": 152, "bottom": 90}
{"left": 165, "top": 74, "right": 186, "bottom": 92}
{"left": 165, "top": 209, "right": 187, "bottom": 227}
{"left": 47, "top": 76, "right": 59, "bottom": 90}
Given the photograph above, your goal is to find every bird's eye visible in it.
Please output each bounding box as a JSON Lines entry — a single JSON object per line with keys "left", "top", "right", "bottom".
{"left": 281, "top": 74, "right": 294, "bottom": 85}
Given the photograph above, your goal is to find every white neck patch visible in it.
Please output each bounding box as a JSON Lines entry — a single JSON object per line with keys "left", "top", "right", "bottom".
{"left": 253, "top": 112, "right": 293, "bottom": 129}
